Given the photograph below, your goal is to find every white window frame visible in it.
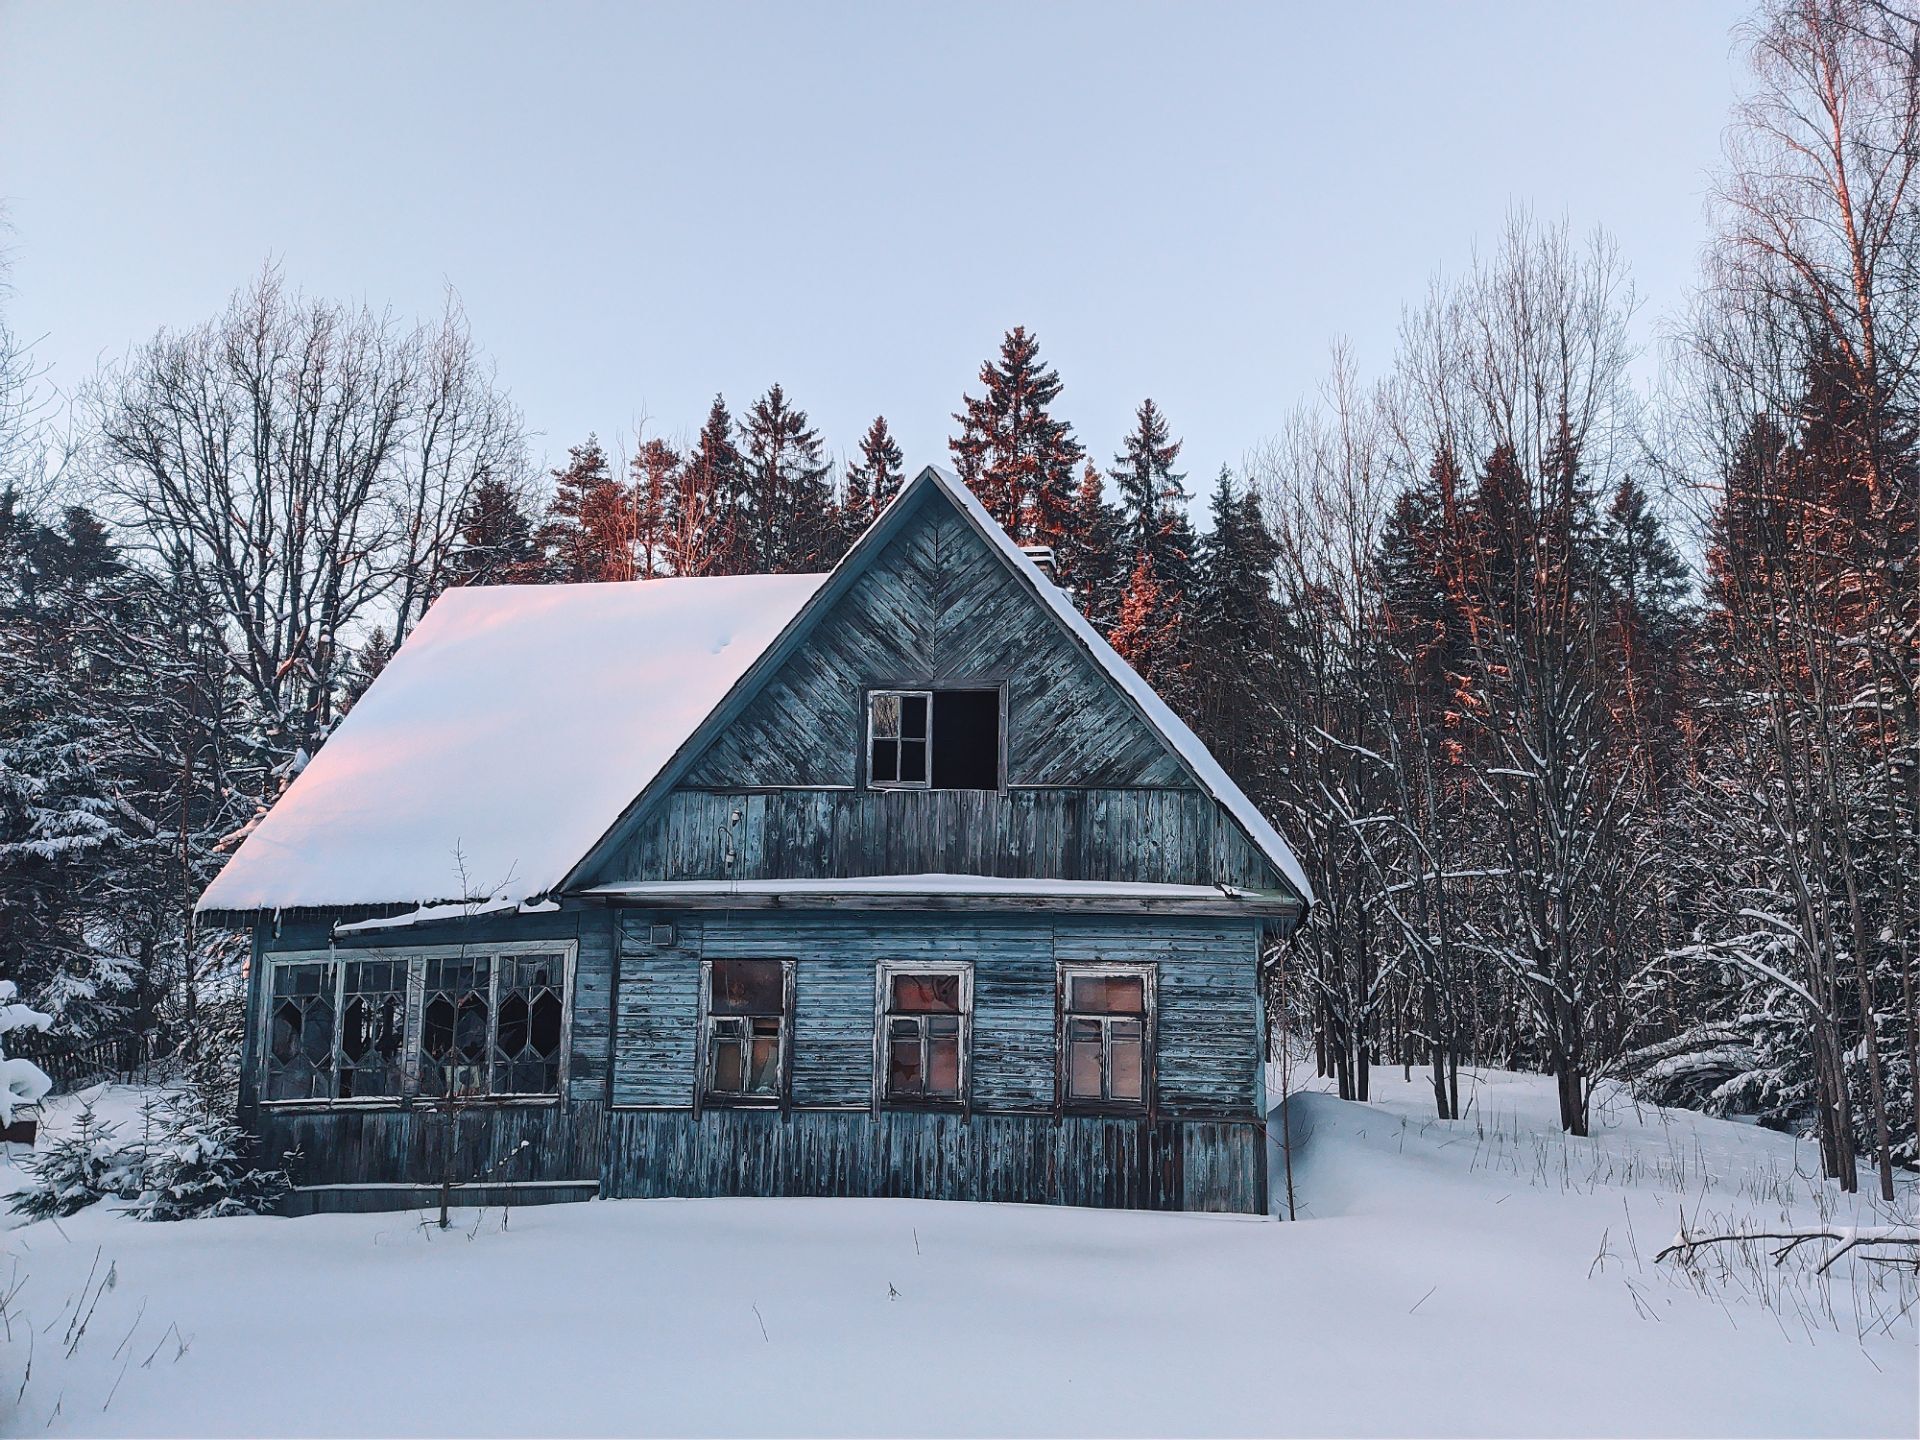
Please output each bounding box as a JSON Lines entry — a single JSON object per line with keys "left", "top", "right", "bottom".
{"left": 872, "top": 960, "right": 974, "bottom": 1111}
{"left": 1056, "top": 961, "right": 1156, "bottom": 1116}
{"left": 694, "top": 956, "right": 797, "bottom": 1111}
{"left": 256, "top": 940, "right": 576, "bottom": 1110}
{"left": 866, "top": 688, "right": 934, "bottom": 790}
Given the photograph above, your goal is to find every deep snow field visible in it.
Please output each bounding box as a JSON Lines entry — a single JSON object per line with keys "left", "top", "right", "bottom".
{"left": 1, "top": 1069, "right": 1913, "bottom": 1439}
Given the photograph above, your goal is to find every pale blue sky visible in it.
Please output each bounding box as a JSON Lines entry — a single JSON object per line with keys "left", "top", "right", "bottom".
{"left": 1, "top": 1, "right": 1749, "bottom": 482}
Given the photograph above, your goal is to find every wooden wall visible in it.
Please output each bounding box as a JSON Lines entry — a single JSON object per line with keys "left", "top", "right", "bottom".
{"left": 600, "top": 1109, "right": 1262, "bottom": 1213}
{"left": 680, "top": 493, "right": 1186, "bottom": 791}
{"left": 247, "top": 905, "right": 1270, "bottom": 1215}
{"left": 588, "top": 490, "right": 1293, "bottom": 899}
{"left": 612, "top": 911, "right": 1264, "bottom": 1119}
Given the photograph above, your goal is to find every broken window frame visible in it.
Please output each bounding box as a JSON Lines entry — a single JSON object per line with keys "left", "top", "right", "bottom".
{"left": 873, "top": 961, "right": 973, "bottom": 1111}
{"left": 866, "top": 688, "right": 933, "bottom": 790}
{"left": 695, "top": 957, "right": 796, "bottom": 1111}
{"left": 255, "top": 941, "right": 575, "bottom": 1110}
{"left": 1056, "top": 962, "right": 1156, "bottom": 1115}
{"left": 864, "top": 684, "right": 1006, "bottom": 793}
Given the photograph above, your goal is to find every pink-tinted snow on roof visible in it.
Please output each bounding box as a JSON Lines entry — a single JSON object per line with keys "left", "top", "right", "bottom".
{"left": 196, "top": 574, "right": 825, "bottom": 914}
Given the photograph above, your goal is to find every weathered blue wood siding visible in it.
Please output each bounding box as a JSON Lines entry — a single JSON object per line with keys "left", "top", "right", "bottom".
{"left": 600, "top": 1109, "right": 1261, "bottom": 1213}
{"left": 608, "top": 787, "right": 1280, "bottom": 890}
{"left": 680, "top": 494, "right": 1186, "bottom": 791}
{"left": 612, "top": 911, "right": 1262, "bottom": 1118}
{"left": 587, "top": 491, "right": 1293, "bottom": 899}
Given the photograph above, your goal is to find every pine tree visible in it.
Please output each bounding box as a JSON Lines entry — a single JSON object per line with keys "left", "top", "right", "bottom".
{"left": 536, "top": 436, "right": 635, "bottom": 583}
{"left": 630, "top": 438, "right": 680, "bottom": 580}
{"left": 1109, "top": 552, "right": 1188, "bottom": 709}
{"left": 741, "top": 384, "right": 837, "bottom": 573}
{"left": 1189, "top": 467, "right": 1281, "bottom": 764}
{"left": 1056, "top": 459, "right": 1125, "bottom": 630}
{"left": 446, "top": 476, "right": 540, "bottom": 588}
{"left": 673, "top": 397, "right": 749, "bottom": 576}
{"left": 1107, "top": 400, "right": 1197, "bottom": 699}
{"left": 843, "top": 415, "right": 906, "bottom": 539}
{"left": 950, "top": 327, "right": 1084, "bottom": 545}
{"left": 1111, "top": 399, "right": 1188, "bottom": 569}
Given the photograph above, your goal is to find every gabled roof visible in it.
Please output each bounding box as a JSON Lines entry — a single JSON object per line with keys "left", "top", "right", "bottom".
{"left": 199, "top": 464, "right": 1313, "bottom": 919}
{"left": 195, "top": 573, "right": 826, "bottom": 916}
{"left": 561, "top": 466, "right": 1313, "bottom": 906}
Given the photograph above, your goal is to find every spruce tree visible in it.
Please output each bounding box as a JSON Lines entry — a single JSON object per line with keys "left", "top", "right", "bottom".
{"left": 1056, "top": 459, "right": 1125, "bottom": 631}
{"left": 1111, "top": 399, "right": 1188, "bottom": 568}
{"left": 843, "top": 415, "right": 906, "bottom": 538}
{"left": 741, "top": 384, "right": 837, "bottom": 573}
{"left": 949, "top": 326, "right": 1084, "bottom": 545}
{"left": 446, "top": 476, "right": 539, "bottom": 588}
{"left": 536, "top": 436, "right": 635, "bottom": 583}
{"left": 674, "top": 396, "right": 749, "bottom": 575}
{"left": 1189, "top": 468, "right": 1281, "bottom": 761}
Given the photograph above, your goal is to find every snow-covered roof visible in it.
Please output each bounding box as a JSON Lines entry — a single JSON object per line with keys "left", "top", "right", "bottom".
{"left": 918, "top": 467, "right": 1315, "bottom": 905}
{"left": 199, "top": 464, "right": 1313, "bottom": 917}
{"left": 582, "top": 874, "right": 1297, "bottom": 914}
{"left": 196, "top": 574, "right": 826, "bottom": 915}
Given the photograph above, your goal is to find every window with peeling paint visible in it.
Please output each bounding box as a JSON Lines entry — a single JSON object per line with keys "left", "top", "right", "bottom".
{"left": 880, "top": 965, "right": 971, "bottom": 1105}
{"left": 1060, "top": 966, "right": 1153, "bottom": 1111}
{"left": 702, "top": 959, "right": 791, "bottom": 1104}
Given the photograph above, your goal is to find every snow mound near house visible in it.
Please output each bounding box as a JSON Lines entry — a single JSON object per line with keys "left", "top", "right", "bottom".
{"left": 196, "top": 574, "right": 825, "bottom": 915}
{"left": 1, "top": 1069, "right": 1912, "bottom": 1438}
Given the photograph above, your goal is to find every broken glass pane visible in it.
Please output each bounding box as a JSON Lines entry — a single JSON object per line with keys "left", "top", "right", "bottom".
{"left": 900, "top": 693, "right": 928, "bottom": 738}
{"left": 747, "top": 1018, "right": 781, "bottom": 1093}
{"left": 898, "top": 740, "right": 926, "bottom": 783}
{"left": 711, "top": 960, "right": 783, "bottom": 1015}
{"left": 891, "top": 973, "right": 961, "bottom": 1013}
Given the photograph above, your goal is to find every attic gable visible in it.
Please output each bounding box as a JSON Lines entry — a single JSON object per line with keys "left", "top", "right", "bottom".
{"left": 680, "top": 484, "right": 1186, "bottom": 789}
{"left": 563, "top": 466, "right": 1311, "bottom": 907}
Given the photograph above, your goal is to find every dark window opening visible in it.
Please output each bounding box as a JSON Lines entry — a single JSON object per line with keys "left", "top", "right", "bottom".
{"left": 868, "top": 688, "right": 1000, "bottom": 791}
{"left": 931, "top": 689, "right": 1000, "bottom": 789}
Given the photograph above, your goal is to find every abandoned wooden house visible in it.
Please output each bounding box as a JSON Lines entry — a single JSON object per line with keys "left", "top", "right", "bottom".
{"left": 198, "top": 464, "right": 1314, "bottom": 1215}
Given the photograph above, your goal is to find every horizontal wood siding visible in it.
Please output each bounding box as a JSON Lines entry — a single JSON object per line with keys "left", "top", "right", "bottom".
{"left": 600, "top": 1109, "right": 1262, "bottom": 1213}
{"left": 612, "top": 912, "right": 1260, "bottom": 1120}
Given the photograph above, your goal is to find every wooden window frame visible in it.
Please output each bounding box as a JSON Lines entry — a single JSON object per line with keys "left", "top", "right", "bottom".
{"left": 872, "top": 960, "right": 974, "bottom": 1113}
{"left": 256, "top": 941, "right": 576, "bottom": 1111}
{"left": 865, "top": 688, "right": 934, "bottom": 791}
{"left": 1055, "top": 961, "right": 1157, "bottom": 1117}
{"left": 694, "top": 957, "right": 797, "bottom": 1112}
{"left": 862, "top": 683, "right": 1008, "bottom": 794}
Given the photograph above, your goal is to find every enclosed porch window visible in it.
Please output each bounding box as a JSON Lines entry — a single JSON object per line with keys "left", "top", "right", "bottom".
{"left": 259, "top": 943, "right": 573, "bottom": 1106}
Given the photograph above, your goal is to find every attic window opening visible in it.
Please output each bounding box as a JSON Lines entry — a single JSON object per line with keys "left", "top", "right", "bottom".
{"left": 867, "top": 688, "right": 1000, "bottom": 791}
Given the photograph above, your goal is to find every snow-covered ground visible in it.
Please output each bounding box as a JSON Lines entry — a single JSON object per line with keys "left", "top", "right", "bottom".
{"left": 2, "top": 1070, "right": 1913, "bottom": 1438}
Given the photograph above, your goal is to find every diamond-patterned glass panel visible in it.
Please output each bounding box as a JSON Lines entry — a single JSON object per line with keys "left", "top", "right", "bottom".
{"left": 264, "top": 961, "right": 336, "bottom": 1100}
{"left": 421, "top": 956, "right": 492, "bottom": 1096}
{"left": 339, "top": 959, "right": 406, "bottom": 1098}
